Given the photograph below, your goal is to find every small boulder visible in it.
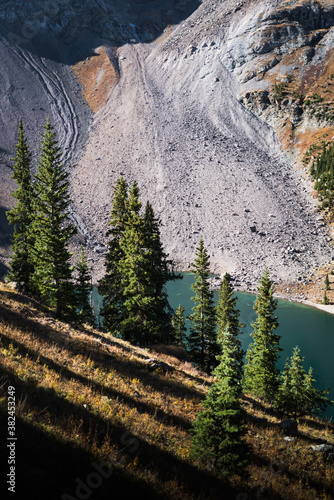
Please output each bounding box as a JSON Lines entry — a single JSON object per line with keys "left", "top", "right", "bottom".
{"left": 144, "top": 359, "right": 173, "bottom": 375}
{"left": 311, "top": 444, "right": 334, "bottom": 454}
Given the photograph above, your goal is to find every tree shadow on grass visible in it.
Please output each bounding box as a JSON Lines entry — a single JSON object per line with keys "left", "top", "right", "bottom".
{"left": 248, "top": 447, "right": 334, "bottom": 499}
{"left": 76, "top": 327, "right": 212, "bottom": 388}
{"left": 0, "top": 300, "right": 206, "bottom": 403}
{"left": 0, "top": 402, "right": 166, "bottom": 500}
{"left": 299, "top": 415, "right": 334, "bottom": 432}
{"left": 0, "top": 365, "right": 239, "bottom": 500}
{"left": 0, "top": 289, "right": 49, "bottom": 312}
{"left": 0, "top": 330, "right": 193, "bottom": 431}
{"left": 243, "top": 395, "right": 334, "bottom": 436}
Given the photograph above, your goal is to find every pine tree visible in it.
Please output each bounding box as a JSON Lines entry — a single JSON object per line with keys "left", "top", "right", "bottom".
{"left": 118, "top": 181, "right": 160, "bottom": 344}
{"left": 216, "top": 273, "right": 245, "bottom": 369}
{"left": 275, "top": 346, "right": 333, "bottom": 417}
{"left": 275, "top": 347, "right": 307, "bottom": 418}
{"left": 31, "top": 119, "right": 77, "bottom": 318}
{"left": 171, "top": 305, "right": 187, "bottom": 347}
{"left": 275, "top": 357, "right": 293, "bottom": 417}
{"left": 6, "top": 120, "right": 34, "bottom": 292}
{"left": 323, "top": 290, "right": 329, "bottom": 305}
{"left": 191, "top": 327, "right": 249, "bottom": 475}
{"left": 100, "top": 179, "right": 179, "bottom": 344}
{"left": 303, "top": 367, "right": 333, "bottom": 416}
{"left": 98, "top": 177, "right": 128, "bottom": 333}
{"left": 187, "top": 237, "right": 217, "bottom": 373}
{"left": 75, "top": 246, "right": 95, "bottom": 326}
{"left": 244, "top": 268, "right": 281, "bottom": 403}
{"left": 325, "top": 273, "right": 330, "bottom": 290}
{"left": 143, "top": 201, "right": 181, "bottom": 341}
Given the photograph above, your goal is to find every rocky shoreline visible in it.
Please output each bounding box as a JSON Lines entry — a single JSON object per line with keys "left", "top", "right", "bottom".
{"left": 207, "top": 272, "right": 334, "bottom": 316}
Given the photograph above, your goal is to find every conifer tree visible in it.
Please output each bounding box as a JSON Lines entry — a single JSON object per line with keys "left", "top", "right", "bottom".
{"left": 325, "top": 273, "right": 330, "bottom": 290}
{"left": 323, "top": 290, "right": 329, "bottom": 305}
{"left": 275, "top": 357, "right": 293, "bottom": 416}
{"left": 171, "top": 305, "right": 187, "bottom": 347}
{"left": 187, "top": 237, "right": 217, "bottom": 373}
{"left": 303, "top": 367, "right": 333, "bottom": 416}
{"left": 191, "top": 327, "right": 249, "bottom": 475}
{"left": 244, "top": 268, "right": 281, "bottom": 402}
{"left": 31, "top": 119, "right": 76, "bottom": 318}
{"left": 98, "top": 177, "right": 128, "bottom": 332}
{"left": 118, "top": 181, "right": 160, "bottom": 343}
{"left": 6, "top": 120, "right": 34, "bottom": 292}
{"left": 216, "top": 273, "right": 245, "bottom": 368}
{"left": 143, "top": 201, "right": 181, "bottom": 340}
{"left": 100, "top": 179, "right": 179, "bottom": 344}
{"left": 275, "top": 346, "right": 333, "bottom": 417}
{"left": 75, "top": 246, "right": 95, "bottom": 326}
{"left": 275, "top": 347, "right": 307, "bottom": 418}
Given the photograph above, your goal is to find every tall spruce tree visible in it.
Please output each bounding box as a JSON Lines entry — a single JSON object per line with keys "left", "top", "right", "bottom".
{"left": 191, "top": 327, "right": 249, "bottom": 475}
{"left": 31, "top": 119, "right": 77, "bottom": 318}
{"left": 118, "top": 181, "right": 158, "bottom": 343}
{"left": 187, "top": 237, "right": 217, "bottom": 373}
{"left": 6, "top": 120, "right": 34, "bottom": 292}
{"left": 98, "top": 177, "right": 128, "bottom": 332}
{"left": 75, "top": 246, "right": 95, "bottom": 326}
{"left": 244, "top": 268, "right": 281, "bottom": 402}
{"left": 100, "top": 179, "right": 179, "bottom": 344}
{"left": 216, "top": 273, "right": 245, "bottom": 368}
{"left": 143, "top": 201, "right": 181, "bottom": 341}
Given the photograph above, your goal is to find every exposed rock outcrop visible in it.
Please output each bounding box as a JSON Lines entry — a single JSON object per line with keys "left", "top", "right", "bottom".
{"left": 222, "top": 0, "right": 334, "bottom": 162}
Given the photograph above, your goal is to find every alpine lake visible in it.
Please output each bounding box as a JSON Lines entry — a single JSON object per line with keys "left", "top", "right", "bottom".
{"left": 93, "top": 272, "right": 334, "bottom": 420}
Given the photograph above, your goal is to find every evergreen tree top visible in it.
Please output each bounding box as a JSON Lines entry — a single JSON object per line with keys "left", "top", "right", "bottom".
{"left": 191, "top": 237, "right": 211, "bottom": 279}
{"left": 108, "top": 176, "right": 128, "bottom": 231}
{"left": 216, "top": 272, "right": 244, "bottom": 345}
{"left": 126, "top": 180, "right": 142, "bottom": 215}
{"left": 253, "top": 267, "right": 279, "bottom": 327}
{"left": 11, "top": 119, "right": 32, "bottom": 180}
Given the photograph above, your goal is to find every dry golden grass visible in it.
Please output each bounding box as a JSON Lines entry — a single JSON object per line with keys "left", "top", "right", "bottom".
{"left": 0, "top": 283, "right": 333, "bottom": 499}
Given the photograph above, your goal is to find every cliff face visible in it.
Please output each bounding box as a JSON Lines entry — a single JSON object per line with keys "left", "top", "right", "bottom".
{"left": 0, "top": 0, "right": 334, "bottom": 288}
{"left": 226, "top": 0, "right": 334, "bottom": 162}
{"left": 0, "top": 0, "right": 198, "bottom": 58}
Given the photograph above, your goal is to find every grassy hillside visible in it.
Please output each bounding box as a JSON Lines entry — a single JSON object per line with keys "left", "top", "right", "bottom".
{"left": 0, "top": 283, "right": 333, "bottom": 500}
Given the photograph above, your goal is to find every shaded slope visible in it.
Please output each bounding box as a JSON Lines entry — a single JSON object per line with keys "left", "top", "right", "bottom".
{"left": 0, "top": 283, "right": 333, "bottom": 499}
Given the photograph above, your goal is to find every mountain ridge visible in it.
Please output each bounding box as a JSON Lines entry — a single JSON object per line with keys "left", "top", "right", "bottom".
{"left": 0, "top": 0, "right": 334, "bottom": 292}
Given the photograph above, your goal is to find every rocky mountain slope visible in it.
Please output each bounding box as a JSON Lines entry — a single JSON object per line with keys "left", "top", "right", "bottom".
{"left": 1, "top": 0, "right": 334, "bottom": 290}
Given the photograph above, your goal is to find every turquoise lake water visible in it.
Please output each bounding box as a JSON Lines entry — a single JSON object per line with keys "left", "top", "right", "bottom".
{"left": 167, "top": 273, "right": 334, "bottom": 419}
{"left": 93, "top": 272, "right": 334, "bottom": 419}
